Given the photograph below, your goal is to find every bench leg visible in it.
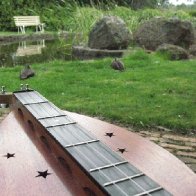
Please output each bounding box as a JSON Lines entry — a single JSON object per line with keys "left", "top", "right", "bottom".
{"left": 19, "top": 26, "right": 25, "bottom": 34}
{"left": 38, "top": 24, "right": 44, "bottom": 33}
{"left": 42, "top": 24, "right": 45, "bottom": 33}
{"left": 19, "top": 26, "right": 23, "bottom": 34}
{"left": 23, "top": 26, "right": 25, "bottom": 34}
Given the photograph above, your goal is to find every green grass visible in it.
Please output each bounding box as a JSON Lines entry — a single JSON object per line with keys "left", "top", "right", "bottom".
{"left": 0, "top": 49, "right": 195, "bottom": 134}
{"left": 0, "top": 32, "right": 18, "bottom": 36}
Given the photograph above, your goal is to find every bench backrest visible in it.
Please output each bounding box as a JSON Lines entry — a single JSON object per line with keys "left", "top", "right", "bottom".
{"left": 14, "top": 16, "right": 41, "bottom": 27}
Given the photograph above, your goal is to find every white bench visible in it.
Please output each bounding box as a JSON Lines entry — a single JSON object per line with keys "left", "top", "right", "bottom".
{"left": 13, "top": 16, "right": 44, "bottom": 34}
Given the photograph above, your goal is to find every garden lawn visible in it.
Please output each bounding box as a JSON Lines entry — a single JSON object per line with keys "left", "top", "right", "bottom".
{"left": 0, "top": 49, "right": 195, "bottom": 134}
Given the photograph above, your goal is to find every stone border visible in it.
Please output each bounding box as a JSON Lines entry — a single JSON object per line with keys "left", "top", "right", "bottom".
{"left": 72, "top": 46, "right": 126, "bottom": 59}
{"left": 138, "top": 130, "right": 196, "bottom": 173}
{"left": 0, "top": 32, "right": 72, "bottom": 44}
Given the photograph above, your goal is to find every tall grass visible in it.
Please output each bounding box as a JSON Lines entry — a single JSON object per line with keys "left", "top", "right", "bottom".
{"left": 67, "top": 4, "right": 194, "bottom": 41}
{"left": 0, "top": 0, "right": 195, "bottom": 36}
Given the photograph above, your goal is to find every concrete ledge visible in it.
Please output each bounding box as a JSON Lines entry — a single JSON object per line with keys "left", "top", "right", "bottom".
{"left": 72, "top": 46, "right": 126, "bottom": 59}
{"left": 0, "top": 32, "right": 72, "bottom": 44}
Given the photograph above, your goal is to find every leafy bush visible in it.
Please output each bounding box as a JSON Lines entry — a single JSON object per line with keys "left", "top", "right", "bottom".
{"left": 0, "top": 0, "right": 195, "bottom": 33}
{"left": 189, "top": 10, "right": 196, "bottom": 17}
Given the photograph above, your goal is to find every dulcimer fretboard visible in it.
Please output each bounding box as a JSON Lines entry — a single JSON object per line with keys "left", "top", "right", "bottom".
{"left": 14, "top": 90, "right": 171, "bottom": 196}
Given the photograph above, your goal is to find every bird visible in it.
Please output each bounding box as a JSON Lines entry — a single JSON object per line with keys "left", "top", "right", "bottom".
{"left": 20, "top": 64, "right": 35, "bottom": 80}
{"left": 111, "top": 58, "right": 125, "bottom": 71}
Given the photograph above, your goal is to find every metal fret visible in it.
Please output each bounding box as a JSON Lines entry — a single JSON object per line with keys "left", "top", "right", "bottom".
{"left": 14, "top": 91, "right": 47, "bottom": 105}
{"left": 104, "top": 173, "right": 144, "bottom": 187}
{"left": 64, "top": 139, "right": 99, "bottom": 148}
{"left": 45, "top": 122, "right": 76, "bottom": 129}
{"left": 90, "top": 161, "right": 128, "bottom": 172}
{"left": 134, "top": 187, "right": 163, "bottom": 196}
{"left": 37, "top": 114, "right": 67, "bottom": 120}
{"left": 24, "top": 101, "right": 48, "bottom": 105}
{"left": 14, "top": 90, "right": 172, "bottom": 196}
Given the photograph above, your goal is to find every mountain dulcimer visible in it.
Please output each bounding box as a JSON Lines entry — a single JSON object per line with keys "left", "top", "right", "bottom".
{"left": 0, "top": 86, "right": 196, "bottom": 196}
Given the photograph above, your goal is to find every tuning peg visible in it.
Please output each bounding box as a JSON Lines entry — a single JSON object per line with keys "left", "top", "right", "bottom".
{"left": 1, "top": 86, "right": 5, "bottom": 94}
{"left": 20, "top": 84, "right": 24, "bottom": 90}
{"left": 25, "top": 84, "right": 29, "bottom": 90}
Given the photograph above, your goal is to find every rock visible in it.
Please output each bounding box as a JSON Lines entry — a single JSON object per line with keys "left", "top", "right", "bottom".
{"left": 88, "top": 16, "right": 132, "bottom": 50}
{"left": 156, "top": 44, "right": 189, "bottom": 60}
{"left": 189, "top": 44, "right": 196, "bottom": 56}
{"left": 134, "top": 18, "right": 194, "bottom": 50}
{"left": 111, "top": 58, "right": 125, "bottom": 71}
{"left": 20, "top": 65, "right": 35, "bottom": 80}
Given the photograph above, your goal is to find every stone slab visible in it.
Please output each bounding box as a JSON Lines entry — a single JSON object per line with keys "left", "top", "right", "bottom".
{"left": 72, "top": 46, "right": 126, "bottom": 60}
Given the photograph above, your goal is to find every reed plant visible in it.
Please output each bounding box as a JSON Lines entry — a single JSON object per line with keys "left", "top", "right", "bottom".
{"left": 0, "top": 0, "right": 195, "bottom": 35}
{"left": 67, "top": 3, "right": 194, "bottom": 41}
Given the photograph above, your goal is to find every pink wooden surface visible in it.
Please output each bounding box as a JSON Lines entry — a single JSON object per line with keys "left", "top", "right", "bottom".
{"left": 0, "top": 112, "right": 85, "bottom": 196}
{"left": 0, "top": 109, "right": 196, "bottom": 196}
{"left": 64, "top": 111, "right": 196, "bottom": 196}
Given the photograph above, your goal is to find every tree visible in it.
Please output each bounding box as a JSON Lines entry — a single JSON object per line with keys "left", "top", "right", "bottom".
{"left": 111, "top": 0, "right": 169, "bottom": 9}
{"left": 68, "top": 0, "right": 168, "bottom": 9}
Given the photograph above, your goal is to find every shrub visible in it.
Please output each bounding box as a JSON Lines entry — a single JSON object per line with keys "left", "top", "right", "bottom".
{"left": 189, "top": 10, "right": 196, "bottom": 17}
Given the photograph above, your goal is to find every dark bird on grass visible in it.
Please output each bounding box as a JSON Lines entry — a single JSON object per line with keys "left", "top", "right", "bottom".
{"left": 111, "top": 58, "right": 125, "bottom": 71}
{"left": 20, "top": 64, "right": 35, "bottom": 80}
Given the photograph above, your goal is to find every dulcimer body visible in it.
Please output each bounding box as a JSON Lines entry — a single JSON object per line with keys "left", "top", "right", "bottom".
{"left": 0, "top": 89, "right": 195, "bottom": 196}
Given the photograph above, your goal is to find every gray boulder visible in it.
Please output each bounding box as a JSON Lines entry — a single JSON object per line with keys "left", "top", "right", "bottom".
{"left": 88, "top": 16, "right": 132, "bottom": 50}
{"left": 134, "top": 18, "right": 194, "bottom": 50}
{"left": 20, "top": 65, "right": 35, "bottom": 80}
{"left": 189, "top": 44, "right": 196, "bottom": 56}
{"left": 156, "top": 44, "right": 189, "bottom": 60}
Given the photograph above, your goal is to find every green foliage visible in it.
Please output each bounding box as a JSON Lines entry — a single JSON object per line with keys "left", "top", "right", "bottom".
{"left": 0, "top": 0, "right": 40, "bottom": 30}
{"left": 71, "top": 0, "right": 168, "bottom": 9}
{"left": 0, "top": 0, "right": 76, "bottom": 31}
{"left": 69, "top": 7, "right": 103, "bottom": 35}
{"left": 0, "top": 0, "right": 195, "bottom": 35}
{"left": 189, "top": 10, "right": 196, "bottom": 17}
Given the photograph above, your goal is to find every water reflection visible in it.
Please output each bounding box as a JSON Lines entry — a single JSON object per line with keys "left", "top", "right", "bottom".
{"left": 0, "top": 38, "right": 72, "bottom": 67}
{"left": 15, "top": 40, "right": 45, "bottom": 57}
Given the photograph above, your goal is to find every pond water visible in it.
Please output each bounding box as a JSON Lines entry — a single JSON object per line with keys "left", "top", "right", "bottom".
{"left": 0, "top": 38, "right": 73, "bottom": 67}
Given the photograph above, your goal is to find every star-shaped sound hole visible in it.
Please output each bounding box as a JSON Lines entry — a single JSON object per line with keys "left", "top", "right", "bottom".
{"left": 105, "top": 132, "right": 115, "bottom": 138}
{"left": 117, "top": 148, "right": 127, "bottom": 154}
{"left": 3, "top": 153, "right": 15, "bottom": 159}
{"left": 36, "top": 170, "right": 52, "bottom": 179}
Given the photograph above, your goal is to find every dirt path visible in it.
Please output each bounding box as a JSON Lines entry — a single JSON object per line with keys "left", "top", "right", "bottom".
{"left": 0, "top": 108, "right": 195, "bottom": 173}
